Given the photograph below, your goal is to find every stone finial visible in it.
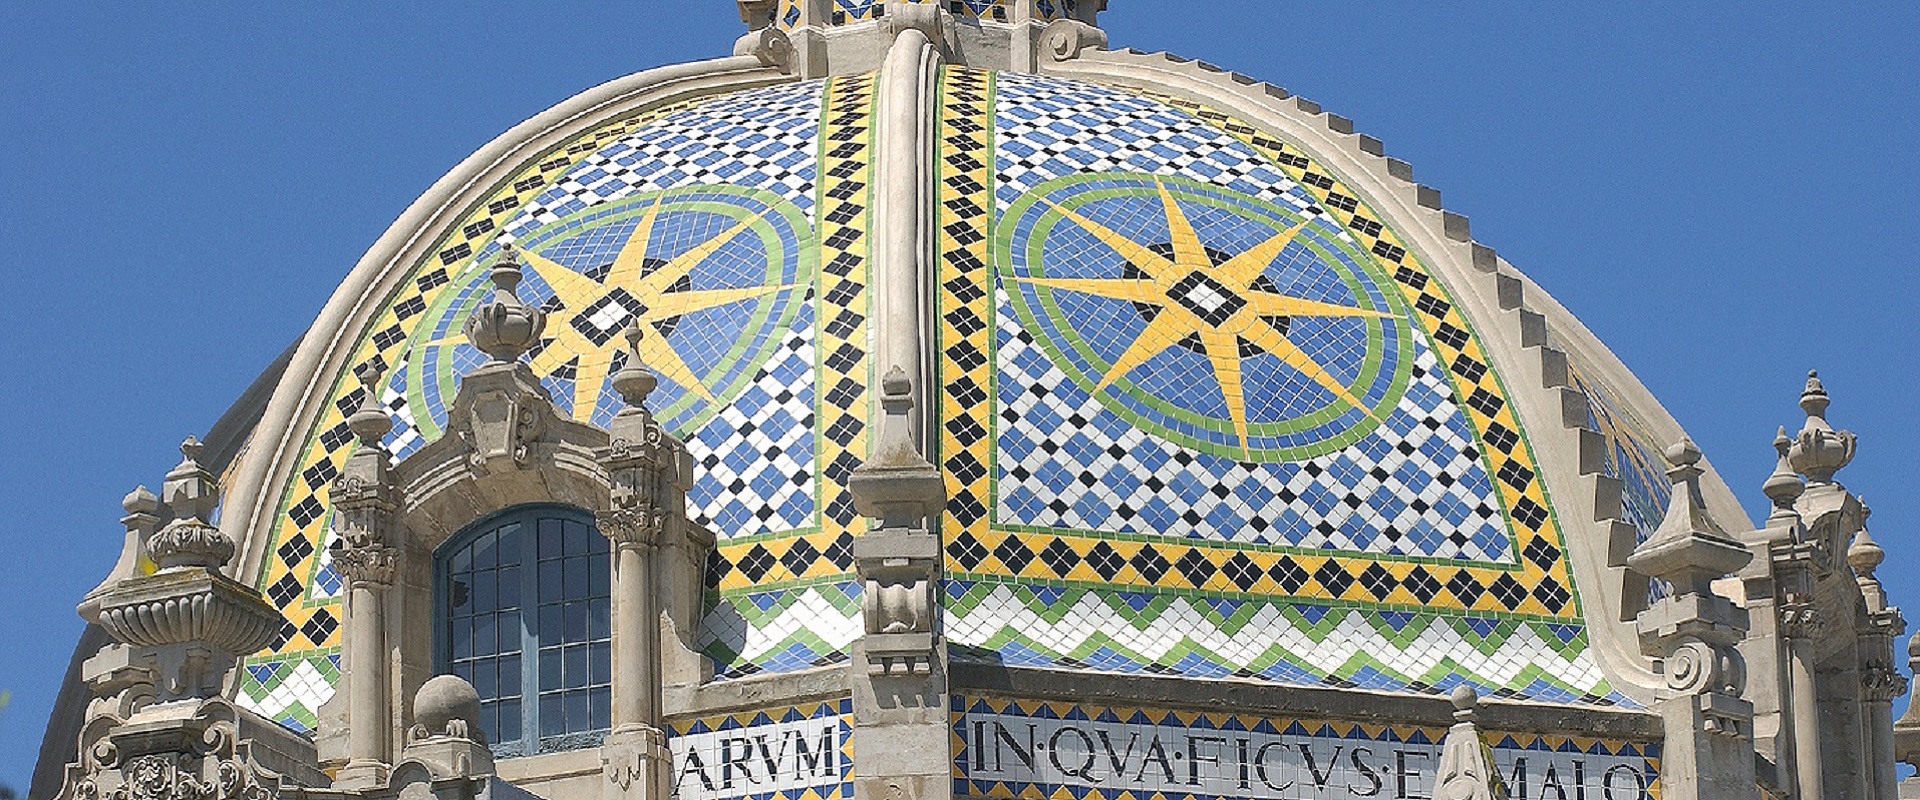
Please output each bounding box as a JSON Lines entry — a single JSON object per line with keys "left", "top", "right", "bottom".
{"left": 78, "top": 486, "right": 164, "bottom": 624}
{"left": 463, "top": 243, "right": 547, "bottom": 363}
{"left": 610, "top": 323, "right": 659, "bottom": 410}
{"left": 849, "top": 366, "right": 945, "bottom": 528}
{"left": 161, "top": 437, "right": 218, "bottom": 526}
{"left": 1788, "top": 370, "right": 1856, "bottom": 483}
{"left": 149, "top": 438, "right": 236, "bottom": 571}
{"left": 1849, "top": 525, "right": 1885, "bottom": 580}
{"left": 346, "top": 361, "right": 393, "bottom": 446}
{"left": 1627, "top": 438, "right": 1750, "bottom": 596}
{"left": 1434, "top": 684, "right": 1506, "bottom": 800}
{"left": 1762, "top": 426, "right": 1805, "bottom": 521}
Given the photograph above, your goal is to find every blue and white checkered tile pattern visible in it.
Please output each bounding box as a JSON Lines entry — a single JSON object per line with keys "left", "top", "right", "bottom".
{"left": 508, "top": 80, "right": 825, "bottom": 238}
{"left": 686, "top": 321, "right": 819, "bottom": 537}
{"left": 996, "top": 302, "right": 1511, "bottom": 561}
{"left": 994, "top": 72, "right": 1327, "bottom": 223}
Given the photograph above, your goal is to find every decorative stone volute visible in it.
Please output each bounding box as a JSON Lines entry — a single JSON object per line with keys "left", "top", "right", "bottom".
{"left": 1787, "top": 370, "right": 1855, "bottom": 484}
{"left": 463, "top": 243, "right": 546, "bottom": 363}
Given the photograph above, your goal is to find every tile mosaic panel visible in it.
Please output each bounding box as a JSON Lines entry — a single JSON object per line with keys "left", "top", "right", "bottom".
{"left": 240, "top": 74, "right": 878, "bottom": 726}
{"left": 952, "top": 697, "right": 1660, "bottom": 800}
{"left": 936, "top": 67, "right": 1617, "bottom": 705}
{"left": 669, "top": 700, "right": 852, "bottom": 800}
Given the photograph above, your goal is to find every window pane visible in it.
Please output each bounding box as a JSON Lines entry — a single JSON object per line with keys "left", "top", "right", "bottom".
{"left": 540, "top": 694, "right": 564, "bottom": 737}
{"left": 498, "top": 566, "right": 520, "bottom": 609}
{"left": 590, "top": 688, "right": 610, "bottom": 731}
{"left": 565, "top": 691, "right": 590, "bottom": 733}
{"left": 450, "top": 616, "right": 472, "bottom": 660}
{"left": 478, "top": 702, "right": 497, "bottom": 745}
{"left": 540, "top": 604, "right": 563, "bottom": 638}
{"left": 590, "top": 555, "right": 610, "bottom": 597}
{"left": 499, "top": 657, "right": 520, "bottom": 695}
{"left": 447, "top": 578, "right": 471, "bottom": 615}
{"left": 540, "top": 648, "right": 563, "bottom": 692}
{"left": 539, "top": 518, "right": 565, "bottom": 560}
{"left": 498, "top": 698, "right": 521, "bottom": 744}
{"left": 472, "top": 530, "right": 498, "bottom": 570}
{"left": 589, "top": 602, "right": 610, "bottom": 640}
{"left": 589, "top": 641, "right": 610, "bottom": 685}
{"left": 564, "top": 557, "right": 590, "bottom": 601}
{"left": 564, "top": 646, "right": 588, "bottom": 690}
{"left": 473, "top": 659, "right": 496, "bottom": 699}
{"left": 539, "top": 560, "right": 564, "bottom": 603}
{"left": 565, "top": 602, "right": 588, "bottom": 642}
{"left": 473, "top": 568, "right": 496, "bottom": 611}
{"left": 564, "top": 520, "right": 590, "bottom": 556}
{"left": 498, "top": 523, "right": 521, "bottom": 565}
{"left": 473, "top": 616, "right": 496, "bottom": 658}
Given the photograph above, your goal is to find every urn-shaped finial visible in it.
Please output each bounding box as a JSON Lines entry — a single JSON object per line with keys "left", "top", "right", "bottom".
{"left": 609, "top": 322, "right": 659, "bottom": 410}
{"left": 1787, "top": 370, "right": 1856, "bottom": 483}
{"left": 1762, "top": 426, "right": 1805, "bottom": 518}
{"left": 346, "top": 361, "right": 394, "bottom": 445}
{"left": 463, "top": 243, "right": 547, "bottom": 363}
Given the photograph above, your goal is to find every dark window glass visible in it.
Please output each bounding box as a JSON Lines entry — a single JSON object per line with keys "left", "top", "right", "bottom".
{"left": 438, "top": 506, "right": 610, "bottom": 757}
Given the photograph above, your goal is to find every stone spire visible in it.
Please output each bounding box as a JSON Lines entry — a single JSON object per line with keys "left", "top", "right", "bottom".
{"left": 463, "top": 243, "right": 546, "bottom": 364}
{"left": 1432, "top": 685, "right": 1506, "bottom": 800}
{"left": 77, "top": 486, "right": 160, "bottom": 624}
{"left": 1625, "top": 438, "right": 1754, "bottom": 800}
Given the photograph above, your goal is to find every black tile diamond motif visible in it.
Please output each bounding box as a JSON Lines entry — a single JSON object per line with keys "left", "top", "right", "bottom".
{"left": 570, "top": 287, "right": 647, "bottom": 346}
{"left": 1165, "top": 270, "right": 1247, "bottom": 327}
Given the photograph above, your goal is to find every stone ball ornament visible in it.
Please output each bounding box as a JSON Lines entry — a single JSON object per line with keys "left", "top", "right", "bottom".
{"left": 411, "top": 675, "right": 485, "bottom": 744}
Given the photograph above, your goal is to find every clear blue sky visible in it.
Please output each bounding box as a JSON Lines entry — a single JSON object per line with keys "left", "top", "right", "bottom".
{"left": 2, "top": 2, "right": 1915, "bottom": 791}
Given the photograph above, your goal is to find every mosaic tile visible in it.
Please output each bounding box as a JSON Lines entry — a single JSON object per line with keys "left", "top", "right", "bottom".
{"left": 936, "top": 67, "right": 1611, "bottom": 705}
{"left": 243, "top": 74, "right": 878, "bottom": 715}
{"left": 669, "top": 700, "right": 852, "bottom": 800}
{"left": 952, "top": 697, "right": 1660, "bottom": 800}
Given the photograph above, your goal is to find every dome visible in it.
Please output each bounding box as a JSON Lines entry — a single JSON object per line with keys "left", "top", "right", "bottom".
{"left": 178, "top": 0, "right": 1752, "bottom": 755}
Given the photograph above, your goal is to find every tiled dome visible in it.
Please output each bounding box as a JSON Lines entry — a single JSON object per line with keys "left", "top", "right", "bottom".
{"left": 220, "top": 16, "right": 1707, "bottom": 733}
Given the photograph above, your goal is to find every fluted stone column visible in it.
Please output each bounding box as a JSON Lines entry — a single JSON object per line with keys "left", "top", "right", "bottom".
{"left": 595, "top": 325, "right": 679, "bottom": 800}
{"left": 1628, "top": 439, "right": 1756, "bottom": 800}
{"left": 330, "top": 363, "right": 404, "bottom": 790}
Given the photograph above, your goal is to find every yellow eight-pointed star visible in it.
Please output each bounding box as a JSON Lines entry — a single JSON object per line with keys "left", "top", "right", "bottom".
{"left": 511, "top": 194, "right": 792, "bottom": 421}
{"left": 1014, "top": 178, "right": 1395, "bottom": 459}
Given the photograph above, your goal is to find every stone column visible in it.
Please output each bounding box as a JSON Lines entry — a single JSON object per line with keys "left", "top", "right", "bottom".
{"left": 330, "top": 363, "right": 403, "bottom": 790}
{"left": 595, "top": 325, "right": 678, "bottom": 800}
{"left": 1626, "top": 439, "right": 1755, "bottom": 800}
{"left": 1851, "top": 524, "right": 1906, "bottom": 800}
{"left": 1892, "top": 631, "right": 1920, "bottom": 798}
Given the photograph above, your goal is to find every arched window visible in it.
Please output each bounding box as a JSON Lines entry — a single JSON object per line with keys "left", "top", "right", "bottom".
{"left": 437, "top": 505, "right": 611, "bottom": 756}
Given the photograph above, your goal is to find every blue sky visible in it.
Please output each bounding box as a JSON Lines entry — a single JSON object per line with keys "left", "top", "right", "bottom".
{"left": 2, "top": 1, "right": 1916, "bottom": 791}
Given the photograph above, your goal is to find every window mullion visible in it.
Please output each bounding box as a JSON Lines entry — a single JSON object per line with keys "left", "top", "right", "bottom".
{"left": 519, "top": 522, "right": 539, "bottom": 755}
